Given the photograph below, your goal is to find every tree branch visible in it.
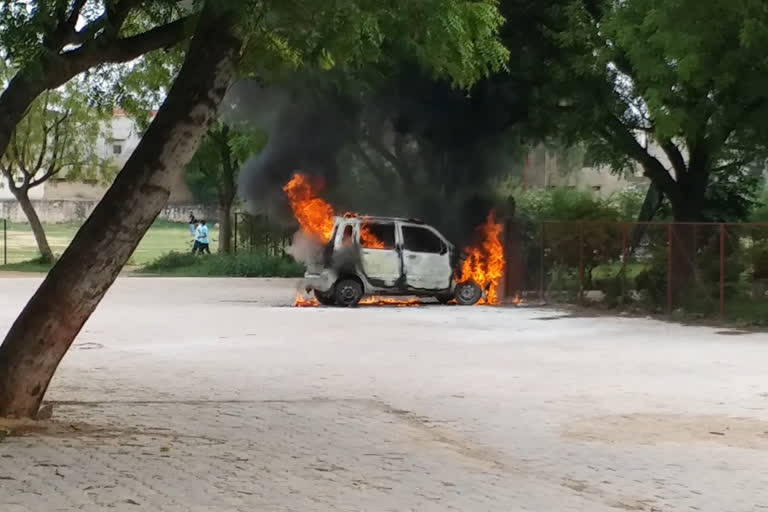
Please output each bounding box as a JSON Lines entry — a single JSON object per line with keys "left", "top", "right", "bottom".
{"left": 62, "top": 13, "right": 109, "bottom": 47}
{"left": 658, "top": 138, "right": 687, "bottom": 181}
{"left": 602, "top": 113, "right": 681, "bottom": 203}
{"left": 2, "top": 161, "right": 19, "bottom": 193}
{"left": 29, "top": 110, "right": 68, "bottom": 189}
{"left": 45, "top": 15, "right": 194, "bottom": 91}
{"left": 10, "top": 128, "right": 31, "bottom": 182}
{"left": 66, "top": 0, "right": 91, "bottom": 29}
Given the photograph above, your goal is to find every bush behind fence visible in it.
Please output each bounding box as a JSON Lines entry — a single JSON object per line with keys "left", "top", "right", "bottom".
{"left": 506, "top": 220, "right": 768, "bottom": 324}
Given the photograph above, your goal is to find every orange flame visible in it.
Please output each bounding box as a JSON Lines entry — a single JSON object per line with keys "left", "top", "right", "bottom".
{"left": 293, "top": 292, "right": 421, "bottom": 307}
{"left": 284, "top": 174, "right": 506, "bottom": 307}
{"left": 294, "top": 292, "right": 319, "bottom": 307}
{"left": 283, "top": 174, "right": 335, "bottom": 241}
{"left": 359, "top": 296, "right": 421, "bottom": 307}
{"left": 460, "top": 212, "right": 505, "bottom": 305}
{"left": 360, "top": 219, "right": 386, "bottom": 249}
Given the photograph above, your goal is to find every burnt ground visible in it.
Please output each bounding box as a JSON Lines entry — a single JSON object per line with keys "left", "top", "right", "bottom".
{"left": 0, "top": 277, "right": 767, "bottom": 511}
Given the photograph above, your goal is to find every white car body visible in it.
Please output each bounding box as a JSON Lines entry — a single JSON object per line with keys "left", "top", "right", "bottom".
{"left": 303, "top": 216, "right": 466, "bottom": 302}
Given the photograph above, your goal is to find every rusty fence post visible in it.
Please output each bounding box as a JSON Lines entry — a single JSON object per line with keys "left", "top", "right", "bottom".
{"left": 578, "top": 222, "right": 585, "bottom": 304}
{"left": 498, "top": 216, "right": 509, "bottom": 304}
{"left": 667, "top": 223, "right": 673, "bottom": 315}
{"left": 621, "top": 222, "right": 629, "bottom": 300}
{"left": 233, "top": 213, "right": 238, "bottom": 254}
{"left": 720, "top": 223, "right": 726, "bottom": 321}
{"left": 539, "top": 222, "right": 545, "bottom": 303}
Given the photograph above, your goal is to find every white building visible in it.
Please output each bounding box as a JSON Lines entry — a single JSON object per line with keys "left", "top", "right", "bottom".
{"left": 0, "top": 108, "right": 200, "bottom": 223}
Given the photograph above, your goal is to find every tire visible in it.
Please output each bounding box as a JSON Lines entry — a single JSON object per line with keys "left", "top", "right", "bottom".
{"left": 334, "top": 278, "right": 363, "bottom": 307}
{"left": 314, "top": 290, "right": 335, "bottom": 306}
{"left": 455, "top": 281, "right": 482, "bottom": 306}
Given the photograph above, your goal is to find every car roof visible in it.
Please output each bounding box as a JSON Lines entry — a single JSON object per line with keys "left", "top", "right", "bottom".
{"left": 335, "top": 215, "right": 425, "bottom": 225}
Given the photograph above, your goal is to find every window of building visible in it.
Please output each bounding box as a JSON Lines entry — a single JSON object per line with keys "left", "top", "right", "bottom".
{"left": 360, "top": 222, "right": 396, "bottom": 249}
{"left": 592, "top": 185, "right": 602, "bottom": 192}
{"left": 402, "top": 226, "right": 443, "bottom": 254}
{"left": 113, "top": 144, "right": 122, "bottom": 155}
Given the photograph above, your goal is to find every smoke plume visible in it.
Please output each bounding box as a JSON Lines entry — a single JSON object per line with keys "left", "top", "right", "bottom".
{"left": 229, "top": 79, "right": 358, "bottom": 222}
{"left": 228, "top": 66, "right": 527, "bottom": 245}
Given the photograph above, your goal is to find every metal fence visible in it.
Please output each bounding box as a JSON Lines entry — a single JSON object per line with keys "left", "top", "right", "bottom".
{"left": 502, "top": 220, "right": 768, "bottom": 323}
{"left": 1, "top": 219, "right": 6, "bottom": 265}
{"left": 232, "top": 212, "right": 293, "bottom": 256}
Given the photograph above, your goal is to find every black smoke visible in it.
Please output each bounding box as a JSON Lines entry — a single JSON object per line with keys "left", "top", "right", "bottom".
{"left": 230, "top": 78, "right": 360, "bottom": 221}
{"left": 230, "top": 64, "right": 531, "bottom": 245}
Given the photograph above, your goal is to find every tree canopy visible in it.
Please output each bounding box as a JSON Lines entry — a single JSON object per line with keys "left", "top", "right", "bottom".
{"left": 540, "top": 0, "right": 768, "bottom": 221}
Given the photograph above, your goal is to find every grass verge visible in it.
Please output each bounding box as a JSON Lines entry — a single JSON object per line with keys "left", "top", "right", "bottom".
{"left": 0, "top": 257, "right": 53, "bottom": 273}
{"left": 1, "top": 220, "right": 215, "bottom": 268}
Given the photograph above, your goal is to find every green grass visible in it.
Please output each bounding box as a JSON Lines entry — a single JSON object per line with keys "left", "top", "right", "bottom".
{"left": 725, "top": 298, "right": 768, "bottom": 326}
{"left": 0, "top": 258, "right": 53, "bottom": 273}
{"left": 139, "top": 251, "right": 304, "bottom": 277}
{"left": 0, "top": 219, "right": 217, "bottom": 269}
{"left": 591, "top": 262, "right": 645, "bottom": 281}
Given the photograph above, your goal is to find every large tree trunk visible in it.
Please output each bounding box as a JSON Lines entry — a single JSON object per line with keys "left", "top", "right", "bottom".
{"left": 217, "top": 129, "right": 235, "bottom": 254}
{"left": 218, "top": 201, "right": 233, "bottom": 253}
{"left": 0, "top": 5, "right": 242, "bottom": 419}
{"left": 13, "top": 189, "right": 54, "bottom": 263}
{"left": 668, "top": 193, "right": 705, "bottom": 309}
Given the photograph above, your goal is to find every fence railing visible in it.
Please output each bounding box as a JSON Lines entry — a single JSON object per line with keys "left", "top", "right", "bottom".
{"left": 1, "top": 219, "right": 6, "bottom": 265}
{"left": 232, "top": 212, "right": 293, "bottom": 257}
{"left": 502, "top": 220, "right": 768, "bottom": 323}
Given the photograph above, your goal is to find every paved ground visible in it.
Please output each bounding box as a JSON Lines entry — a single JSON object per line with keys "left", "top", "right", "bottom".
{"left": 0, "top": 277, "right": 767, "bottom": 511}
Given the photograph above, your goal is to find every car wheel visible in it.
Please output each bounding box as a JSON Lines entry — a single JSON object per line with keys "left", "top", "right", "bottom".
{"left": 314, "top": 290, "right": 335, "bottom": 306}
{"left": 334, "top": 278, "right": 363, "bottom": 307}
{"left": 455, "top": 281, "right": 482, "bottom": 306}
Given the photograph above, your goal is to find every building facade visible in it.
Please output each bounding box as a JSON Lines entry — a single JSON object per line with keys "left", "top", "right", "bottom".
{"left": 1, "top": 109, "right": 200, "bottom": 222}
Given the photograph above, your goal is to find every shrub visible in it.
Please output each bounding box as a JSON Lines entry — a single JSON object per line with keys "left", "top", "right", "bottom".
{"left": 750, "top": 188, "right": 768, "bottom": 222}
{"left": 750, "top": 241, "right": 768, "bottom": 280}
{"left": 142, "top": 251, "right": 198, "bottom": 272}
{"left": 517, "top": 188, "right": 627, "bottom": 291}
{"left": 140, "top": 251, "right": 304, "bottom": 277}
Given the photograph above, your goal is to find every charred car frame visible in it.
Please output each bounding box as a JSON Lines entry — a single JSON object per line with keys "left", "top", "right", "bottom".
{"left": 302, "top": 215, "right": 483, "bottom": 307}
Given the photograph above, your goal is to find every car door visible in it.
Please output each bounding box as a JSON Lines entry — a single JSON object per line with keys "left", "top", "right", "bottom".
{"left": 358, "top": 220, "right": 401, "bottom": 287}
{"left": 400, "top": 223, "right": 452, "bottom": 291}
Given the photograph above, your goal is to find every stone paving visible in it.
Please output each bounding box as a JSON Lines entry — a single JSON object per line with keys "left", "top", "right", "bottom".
{"left": 0, "top": 277, "right": 767, "bottom": 511}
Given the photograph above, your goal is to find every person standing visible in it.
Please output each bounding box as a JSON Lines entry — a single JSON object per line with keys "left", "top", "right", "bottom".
{"left": 194, "top": 220, "right": 211, "bottom": 255}
{"left": 189, "top": 214, "right": 198, "bottom": 252}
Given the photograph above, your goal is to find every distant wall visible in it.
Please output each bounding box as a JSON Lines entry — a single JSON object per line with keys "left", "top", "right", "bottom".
{"left": 0, "top": 200, "right": 218, "bottom": 224}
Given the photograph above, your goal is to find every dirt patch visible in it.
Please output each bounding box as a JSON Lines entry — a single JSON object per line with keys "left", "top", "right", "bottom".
{"left": 563, "top": 413, "right": 768, "bottom": 450}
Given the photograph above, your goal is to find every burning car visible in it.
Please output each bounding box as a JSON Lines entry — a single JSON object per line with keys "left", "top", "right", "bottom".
{"left": 301, "top": 214, "right": 483, "bottom": 307}
{"left": 283, "top": 173, "right": 504, "bottom": 307}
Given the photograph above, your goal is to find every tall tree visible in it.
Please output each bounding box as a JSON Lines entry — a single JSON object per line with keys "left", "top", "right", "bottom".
{"left": 0, "top": 85, "right": 114, "bottom": 262}
{"left": 185, "top": 121, "right": 267, "bottom": 252}
{"left": 0, "top": 0, "right": 509, "bottom": 418}
{"left": 540, "top": 0, "right": 768, "bottom": 223}
{"left": 0, "top": 0, "right": 241, "bottom": 419}
{"left": 0, "top": 0, "right": 196, "bottom": 168}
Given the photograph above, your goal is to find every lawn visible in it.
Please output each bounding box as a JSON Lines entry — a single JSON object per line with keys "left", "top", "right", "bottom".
{"left": 0, "top": 220, "right": 218, "bottom": 268}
